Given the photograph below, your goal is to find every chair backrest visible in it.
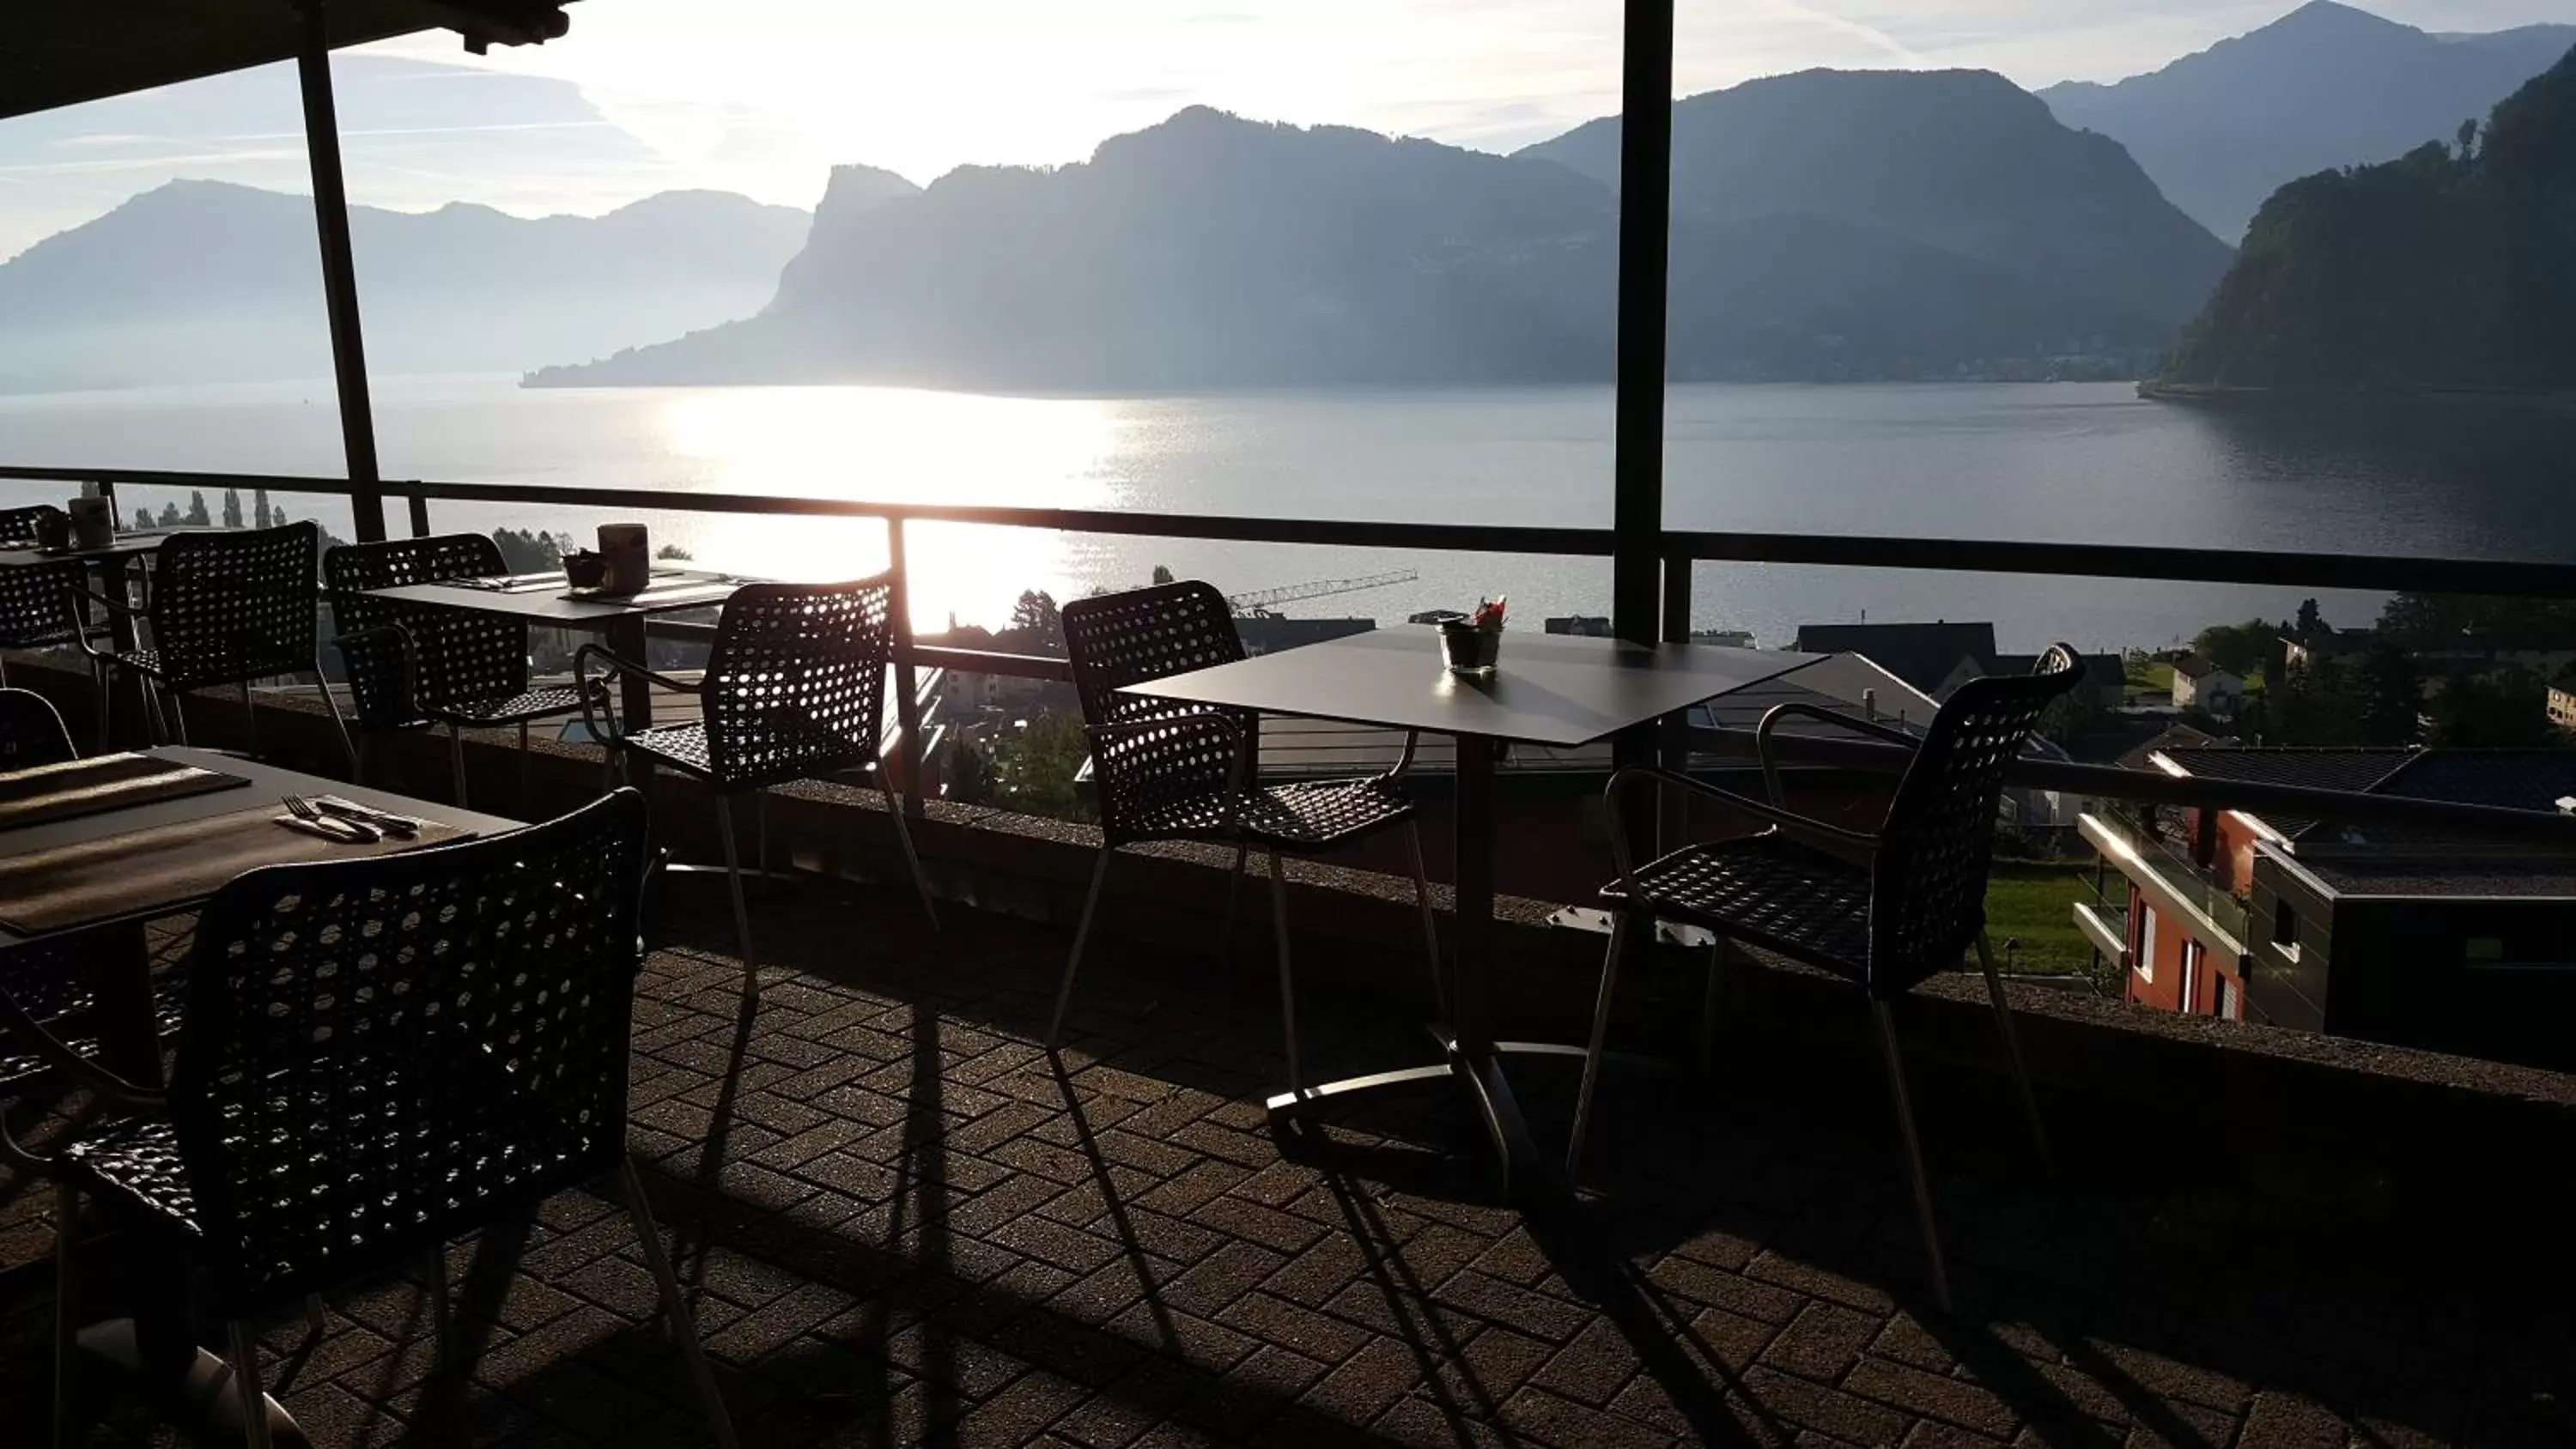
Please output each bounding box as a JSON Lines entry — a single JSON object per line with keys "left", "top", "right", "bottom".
{"left": 1866, "top": 645, "right": 2083, "bottom": 996}
{"left": 0, "top": 508, "right": 84, "bottom": 646}
{"left": 0, "top": 688, "right": 75, "bottom": 771}
{"left": 169, "top": 788, "right": 651, "bottom": 1316}
{"left": 146, "top": 522, "right": 319, "bottom": 688}
{"left": 324, "top": 533, "right": 524, "bottom": 731}
{"left": 700, "top": 576, "right": 897, "bottom": 788}
{"left": 1061, "top": 582, "right": 1249, "bottom": 842}
{"left": 0, "top": 505, "right": 63, "bottom": 548}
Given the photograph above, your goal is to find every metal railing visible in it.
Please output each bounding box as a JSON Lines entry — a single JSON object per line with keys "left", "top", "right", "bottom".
{"left": 12, "top": 461, "right": 2576, "bottom": 846}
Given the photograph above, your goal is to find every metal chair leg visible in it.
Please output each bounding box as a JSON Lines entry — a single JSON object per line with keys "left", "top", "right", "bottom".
{"left": 448, "top": 724, "right": 470, "bottom": 808}
{"left": 1268, "top": 849, "right": 1302, "bottom": 1094}
{"left": 1871, "top": 997, "right": 1953, "bottom": 1313}
{"left": 226, "top": 1319, "right": 276, "bottom": 1449}
{"left": 1699, "top": 940, "right": 1741, "bottom": 1076}
{"left": 91, "top": 661, "right": 111, "bottom": 753}
{"left": 1217, "top": 841, "right": 1249, "bottom": 967}
{"left": 1047, "top": 848, "right": 1113, "bottom": 1048}
{"left": 754, "top": 790, "right": 770, "bottom": 898}
{"left": 618, "top": 1159, "right": 741, "bottom": 1449}
{"left": 239, "top": 678, "right": 256, "bottom": 761}
{"left": 166, "top": 685, "right": 189, "bottom": 747}
{"left": 881, "top": 779, "right": 939, "bottom": 929}
{"left": 714, "top": 796, "right": 756, "bottom": 999}
{"left": 1975, "top": 931, "right": 2051, "bottom": 1167}
{"left": 423, "top": 1246, "right": 453, "bottom": 1370}
{"left": 52, "top": 1184, "right": 79, "bottom": 1449}
{"left": 1565, "top": 911, "right": 1632, "bottom": 1177}
{"left": 1403, "top": 822, "right": 1446, "bottom": 1017}
{"left": 516, "top": 720, "right": 532, "bottom": 808}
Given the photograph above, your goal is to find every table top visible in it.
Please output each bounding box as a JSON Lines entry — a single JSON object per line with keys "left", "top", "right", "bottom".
{"left": 362, "top": 567, "right": 744, "bottom": 625}
{"left": 0, "top": 748, "right": 523, "bottom": 946}
{"left": 1128, "top": 627, "right": 1826, "bottom": 749}
{"left": 0, "top": 530, "right": 171, "bottom": 569}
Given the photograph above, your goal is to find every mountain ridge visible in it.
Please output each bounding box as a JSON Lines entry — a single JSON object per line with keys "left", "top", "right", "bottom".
{"left": 532, "top": 76, "right": 2215, "bottom": 391}
{"left": 2041, "top": 1, "right": 2576, "bottom": 239}
{"left": 0, "top": 180, "right": 810, "bottom": 393}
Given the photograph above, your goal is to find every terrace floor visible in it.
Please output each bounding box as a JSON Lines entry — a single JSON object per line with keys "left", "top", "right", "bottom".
{"left": 3, "top": 876, "right": 2568, "bottom": 1447}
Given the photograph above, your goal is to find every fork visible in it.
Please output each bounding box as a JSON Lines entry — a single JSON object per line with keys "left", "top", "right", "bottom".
{"left": 283, "top": 794, "right": 377, "bottom": 843}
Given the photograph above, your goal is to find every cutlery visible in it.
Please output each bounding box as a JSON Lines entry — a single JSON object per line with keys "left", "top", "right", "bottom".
{"left": 283, "top": 795, "right": 376, "bottom": 843}
{"left": 313, "top": 795, "right": 420, "bottom": 838}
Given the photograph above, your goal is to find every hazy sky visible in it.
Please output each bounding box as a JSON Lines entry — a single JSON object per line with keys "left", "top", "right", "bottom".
{"left": 3, "top": 0, "right": 2570, "bottom": 257}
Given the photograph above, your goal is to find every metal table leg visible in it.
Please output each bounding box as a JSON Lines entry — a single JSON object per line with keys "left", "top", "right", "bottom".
{"left": 1267, "top": 735, "right": 1557, "bottom": 1200}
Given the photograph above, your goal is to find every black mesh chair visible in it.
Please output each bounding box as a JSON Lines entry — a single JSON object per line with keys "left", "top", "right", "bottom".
{"left": 1046, "top": 582, "right": 1443, "bottom": 1094}
{"left": 71, "top": 521, "right": 349, "bottom": 767}
{"left": 0, "top": 689, "right": 87, "bottom": 1096}
{"left": 323, "top": 533, "right": 605, "bottom": 803}
{"left": 2, "top": 789, "right": 738, "bottom": 1449}
{"left": 0, "top": 506, "right": 90, "bottom": 685}
{"left": 1568, "top": 646, "right": 2084, "bottom": 1312}
{"left": 577, "top": 574, "right": 936, "bottom": 1000}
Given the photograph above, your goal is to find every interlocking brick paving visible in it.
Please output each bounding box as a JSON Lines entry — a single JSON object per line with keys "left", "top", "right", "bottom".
{"left": 3, "top": 876, "right": 2570, "bottom": 1446}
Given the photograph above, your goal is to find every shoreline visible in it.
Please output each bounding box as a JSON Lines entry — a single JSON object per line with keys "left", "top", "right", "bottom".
{"left": 2141, "top": 379, "right": 2576, "bottom": 410}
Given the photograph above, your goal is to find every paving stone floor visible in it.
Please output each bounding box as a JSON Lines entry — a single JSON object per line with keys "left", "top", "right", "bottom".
{"left": 2, "top": 877, "right": 2569, "bottom": 1446}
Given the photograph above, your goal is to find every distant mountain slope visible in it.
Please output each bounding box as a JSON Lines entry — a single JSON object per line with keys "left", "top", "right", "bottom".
{"left": 2155, "top": 45, "right": 2576, "bottom": 392}
{"left": 0, "top": 181, "right": 811, "bottom": 392}
{"left": 1520, "top": 68, "right": 2232, "bottom": 329}
{"left": 2043, "top": 2, "right": 2576, "bottom": 240}
{"left": 532, "top": 100, "right": 2181, "bottom": 391}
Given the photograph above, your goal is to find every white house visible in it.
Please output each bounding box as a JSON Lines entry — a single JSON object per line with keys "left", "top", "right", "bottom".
{"left": 2172, "top": 654, "right": 2245, "bottom": 715}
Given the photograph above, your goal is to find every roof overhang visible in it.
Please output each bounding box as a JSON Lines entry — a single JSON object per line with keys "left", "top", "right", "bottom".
{"left": 4, "top": 1, "right": 575, "bottom": 122}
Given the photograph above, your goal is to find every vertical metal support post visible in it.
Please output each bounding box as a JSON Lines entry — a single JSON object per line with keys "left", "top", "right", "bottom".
{"left": 1610, "top": 0, "right": 1678, "bottom": 869}
{"left": 405, "top": 482, "right": 430, "bottom": 538}
{"left": 295, "top": 0, "right": 387, "bottom": 543}
{"left": 887, "top": 517, "right": 927, "bottom": 820}
{"left": 1610, "top": 0, "right": 1675, "bottom": 649}
{"left": 1656, "top": 549, "right": 1692, "bottom": 854}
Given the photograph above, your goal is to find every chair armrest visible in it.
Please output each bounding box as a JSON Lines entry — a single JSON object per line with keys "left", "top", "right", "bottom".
{"left": 1380, "top": 730, "right": 1423, "bottom": 785}
{"left": 1753, "top": 701, "right": 1919, "bottom": 806}
{"left": 61, "top": 577, "right": 140, "bottom": 662}
{"left": 1604, "top": 765, "right": 1880, "bottom": 889}
{"left": 574, "top": 644, "right": 700, "bottom": 745}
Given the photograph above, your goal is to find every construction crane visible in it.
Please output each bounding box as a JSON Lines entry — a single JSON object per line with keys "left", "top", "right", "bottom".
{"left": 1225, "top": 568, "right": 1419, "bottom": 617}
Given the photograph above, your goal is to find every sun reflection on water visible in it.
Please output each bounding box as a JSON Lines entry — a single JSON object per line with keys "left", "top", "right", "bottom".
{"left": 647, "top": 385, "right": 1121, "bottom": 629}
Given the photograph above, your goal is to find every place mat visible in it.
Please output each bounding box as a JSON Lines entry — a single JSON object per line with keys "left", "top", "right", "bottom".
{"left": 0, "top": 804, "right": 470, "bottom": 936}
{"left": 0, "top": 753, "right": 252, "bottom": 833}
{"left": 446, "top": 573, "right": 568, "bottom": 594}
{"left": 560, "top": 579, "right": 737, "bottom": 609}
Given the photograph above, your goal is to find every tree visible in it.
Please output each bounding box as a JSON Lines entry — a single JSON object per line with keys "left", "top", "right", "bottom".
{"left": 491, "top": 528, "right": 568, "bottom": 573}
{"left": 156, "top": 501, "right": 182, "bottom": 528}
{"left": 252, "top": 488, "right": 273, "bottom": 530}
{"left": 2427, "top": 668, "right": 2558, "bottom": 747}
{"left": 2272, "top": 656, "right": 2356, "bottom": 746}
{"left": 2294, "top": 598, "right": 2325, "bottom": 640}
{"left": 132, "top": 508, "right": 153, "bottom": 532}
{"left": 221, "top": 488, "right": 244, "bottom": 530}
{"left": 1151, "top": 565, "right": 1176, "bottom": 586}
{"left": 183, "top": 490, "right": 210, "bottom": 527}
{"left": 1002, "top": 590, "right": 1064, "bottom": 655}
{"left": 2354, "top": 640, "right": 2423, "bottom": 746}
{"left": 943, "top": 736, "right": 999, "bottom": 806}
{"left": 656, "top": 543, "right": 693, "bottom": 561}
{"left": 2457, "top": 117, "right": 2482, "bottom": 164}
{"left": 2191, "top": 618, "right": 2275, "bottom": 677}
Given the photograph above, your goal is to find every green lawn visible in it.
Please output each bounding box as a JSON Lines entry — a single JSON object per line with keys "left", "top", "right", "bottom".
{"left": 1982, "top": 863, "right": 2099, "bottom": 976}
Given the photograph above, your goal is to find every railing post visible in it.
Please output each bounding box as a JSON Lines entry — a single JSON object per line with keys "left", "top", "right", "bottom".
{"left": 294, "top": 0, "right": 387, "bottom": 543}
{"left": 1656, "top": 550, "right": 1692, "bottom": 853}
{"left": 405, "top": 482, "right": 430, "bottom": 538}
{"left": 888, "top": 518, "right": 927, "bottom": 819}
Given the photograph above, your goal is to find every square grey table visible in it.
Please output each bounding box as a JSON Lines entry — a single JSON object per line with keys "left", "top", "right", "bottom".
{"left": 1131, "top": 625, "right": 1825, "bottom": 1194}
{"left": 360, "top": 568, "right": 743, "bottom": 731}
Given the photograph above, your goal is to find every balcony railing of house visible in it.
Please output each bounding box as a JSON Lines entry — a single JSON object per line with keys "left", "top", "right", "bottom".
{"left": 2076, "top": 802, "right": 2249, "bottom": 956}
{"left": 11, "top": 462, "right": 2576, "bottom": 859}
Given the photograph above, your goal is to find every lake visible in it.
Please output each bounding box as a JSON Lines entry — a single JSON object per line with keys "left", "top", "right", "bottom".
{"left": 4, "top": 376, "right": 2572, "bottom": 654}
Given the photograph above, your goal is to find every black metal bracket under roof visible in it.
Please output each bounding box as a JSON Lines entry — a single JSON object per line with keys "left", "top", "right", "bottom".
{"left": 3, "top": 0, "right": 574, "bottom": 123}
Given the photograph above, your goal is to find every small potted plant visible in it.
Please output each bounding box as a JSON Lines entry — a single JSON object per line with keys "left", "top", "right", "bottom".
{"left": 1438, "top": 597, "right": 1505, "bottom": 674}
